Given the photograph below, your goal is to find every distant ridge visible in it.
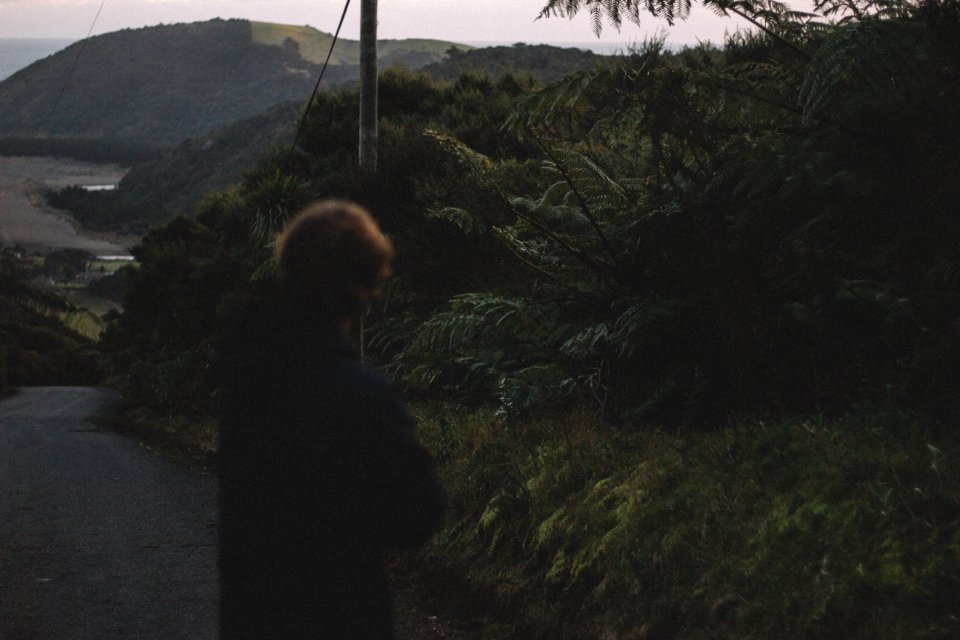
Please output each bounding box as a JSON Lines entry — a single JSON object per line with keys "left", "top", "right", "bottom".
{"left": 421, "top": 43, "right": 602, "bottom": 84}
{"left": 0, "top": 19, "right": 465, "bottom": 147}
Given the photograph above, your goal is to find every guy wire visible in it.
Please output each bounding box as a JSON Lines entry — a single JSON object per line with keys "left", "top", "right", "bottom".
{"left": 6, "top": 0, "right": 107, "bottom": 186}
{"left": 44, "top": 0, "right": 108, "bottom": 139}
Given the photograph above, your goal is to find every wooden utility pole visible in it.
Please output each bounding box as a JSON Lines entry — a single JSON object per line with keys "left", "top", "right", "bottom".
{"left": 359, "top": 0, "right": 378, "bottom": 173}
{"left": 357, "top": 0, "right": 379, "bottom": 360}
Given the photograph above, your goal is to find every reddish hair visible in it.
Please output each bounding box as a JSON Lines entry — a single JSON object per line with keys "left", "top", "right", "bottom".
{"left": 276, "top": 200, "right": 394, "bottom": 318}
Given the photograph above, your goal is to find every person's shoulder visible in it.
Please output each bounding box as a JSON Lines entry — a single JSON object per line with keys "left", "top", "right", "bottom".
{"left": 328, "top": 357, "right": 397, "bottom": 403}
{"left": 219, "top": 292, "right": 279, "bottom": 347}
{"left": 313, "top": 355, "right": 408, "bottom": 421}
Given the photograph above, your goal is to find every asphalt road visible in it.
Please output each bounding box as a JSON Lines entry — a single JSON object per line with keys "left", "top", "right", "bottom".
{"left": 0, "top": 387, "right": 218, "bottom": 640}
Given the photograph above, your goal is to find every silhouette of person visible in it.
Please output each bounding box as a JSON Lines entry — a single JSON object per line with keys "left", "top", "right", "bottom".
{"left": 217, "top": 200, "right": 447, "bottom": 639}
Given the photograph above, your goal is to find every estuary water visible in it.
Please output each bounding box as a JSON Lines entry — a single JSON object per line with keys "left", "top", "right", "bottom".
{"left": 0, "top": 155, "right": 133, "bottom": 255}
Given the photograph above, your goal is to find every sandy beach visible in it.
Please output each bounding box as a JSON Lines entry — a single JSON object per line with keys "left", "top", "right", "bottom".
{"left": 0, "top": 156, "right": 137, "bottom": 255}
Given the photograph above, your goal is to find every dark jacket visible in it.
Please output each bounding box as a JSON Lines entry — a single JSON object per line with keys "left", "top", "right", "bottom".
{"left": 217, "top": 298, "right": 446, "bottom": 639}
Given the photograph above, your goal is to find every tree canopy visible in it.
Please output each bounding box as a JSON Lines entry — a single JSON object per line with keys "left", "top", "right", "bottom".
{"left": 90, "top": 3, "right": 960, "bottom": 637}
{"left": 104, "top": 0, "right": 960, "bottom": 426}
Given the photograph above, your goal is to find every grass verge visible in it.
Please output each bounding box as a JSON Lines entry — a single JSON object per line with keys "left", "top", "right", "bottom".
{"left": 96, "top": 403, "right": 217, "bottom": 471}
{"left": 410, "top": 405, "right": 960, "bottom": 639}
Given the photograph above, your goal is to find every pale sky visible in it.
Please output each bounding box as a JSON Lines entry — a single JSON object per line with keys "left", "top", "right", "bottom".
{"left": 0, "top": 0, "right": 753, "bottom": 47}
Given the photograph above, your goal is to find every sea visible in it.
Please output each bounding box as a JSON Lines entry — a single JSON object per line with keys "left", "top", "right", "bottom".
{"left": 0, "top": 38, "right": 77, "bottom": 81}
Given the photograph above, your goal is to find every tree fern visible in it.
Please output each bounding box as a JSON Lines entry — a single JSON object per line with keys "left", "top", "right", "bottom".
{"left": 426, "top": 206, "right": 490, "bottom": 235}
{"left": 800, "top": 16, "right": 930, "bottom": 123}
{"left": 246, "top": 170, "right": 314, "bottom": 246}
{"left": 539, "top": 0, "right": 691, "bottom": 33}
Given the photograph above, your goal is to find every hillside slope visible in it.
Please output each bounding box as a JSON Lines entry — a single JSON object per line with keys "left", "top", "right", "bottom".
{"left": 53, "top": 43, "right": 609, "bottom": 226}
{"left": 0, "top": 19, "right": 462, "bottom": 147}
{"left": 118, "top": 100, "right": 300, "bottom": 220}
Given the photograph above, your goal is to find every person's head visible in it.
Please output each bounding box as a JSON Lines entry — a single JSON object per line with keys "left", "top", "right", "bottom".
{"left": 276, "top": 200, "right": 394, "bottom": 320}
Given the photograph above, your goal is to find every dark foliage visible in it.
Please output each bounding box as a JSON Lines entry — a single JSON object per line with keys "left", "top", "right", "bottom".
{"left": 103, "top": 207, "right": 262, "bottom": 418}
{"left": 103, "top": 69, "right": 546, "bottom": 416}
{"left": 106, "top": 1, "right": 960, "bottom": 426}
{"left": 85, "top": 270, "right": 127, "bottom": 303}
{"left": 389, "top": 2, "right": 960, "bottom": 424}
{"left": 421, "top": 43, "right": 604, "bottom": 84}
{"left": 44, "top": 186, "right": 152, "bottom": 234}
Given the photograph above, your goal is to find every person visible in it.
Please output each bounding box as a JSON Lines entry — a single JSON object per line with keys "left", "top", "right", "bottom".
{"left": 217, "top": 200, "right": 447, "bottom": 639}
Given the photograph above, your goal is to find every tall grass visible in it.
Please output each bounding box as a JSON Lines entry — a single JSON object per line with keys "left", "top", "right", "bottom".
{"left": 413, "top": 406, "right": 960, "bottom": 639}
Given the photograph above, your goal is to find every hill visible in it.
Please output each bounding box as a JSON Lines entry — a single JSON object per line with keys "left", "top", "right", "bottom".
{"left": 0, "top": 19, "right": 464, "bottom": 147}
{"left": 117, "top": 100, "right": 300, "bottom": 222}
{"left": 46, "top": 42, "right": 610, "bottom": 226}
{"left": 421, "top": 43, "right": 602, "bottom": 84}
{"left": 43, "top": 101, "right": 301, "bottom": 233}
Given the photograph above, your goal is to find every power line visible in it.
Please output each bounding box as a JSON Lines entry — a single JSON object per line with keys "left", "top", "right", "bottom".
{"left": 6, "top": 0, "right": 107, "bottom": 187}
{"left": 43, "top": 0, "right": 108, "bottom": 138}
{"left": 284, "top": 0, "right": 353, "bottom": 172}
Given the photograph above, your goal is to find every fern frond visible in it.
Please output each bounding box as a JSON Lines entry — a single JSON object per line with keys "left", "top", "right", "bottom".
{"left": 560, "top": 323, "right": 611, "bottom": 359}
{"left": 505, "top": 71, "right": 595, "bottom": 134}
{"left": 549, "top": 146, "right": 629, "bottom": 209}
{"left": 537, "top": 0, "right": 645, "bottom": 31}
{"left": 422, "top": 129, "right": 493, "bottom": 171}
{"left": 426, "top": 207, "right": 489, "bottom": 235}
{"left": 494, "top": 225, "right": 568, "bottom": 274}
{"left": 609, "top": 299, "right": 689, "bottom": 359}
{"left": 800, "top": 17, "right": 928, "bottom": 123}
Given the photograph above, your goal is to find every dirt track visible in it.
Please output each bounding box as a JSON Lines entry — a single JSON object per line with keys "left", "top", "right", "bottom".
{"left": 0, "top": 156, "right": 136, "bottom": 255}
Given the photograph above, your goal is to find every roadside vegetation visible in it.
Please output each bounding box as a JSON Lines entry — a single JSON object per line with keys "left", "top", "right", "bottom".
{"left": 412, "top": 407, "right": 958, "bottom": 638}
{"left": 11, "top": 0, "right": 960, "bottom": 637}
